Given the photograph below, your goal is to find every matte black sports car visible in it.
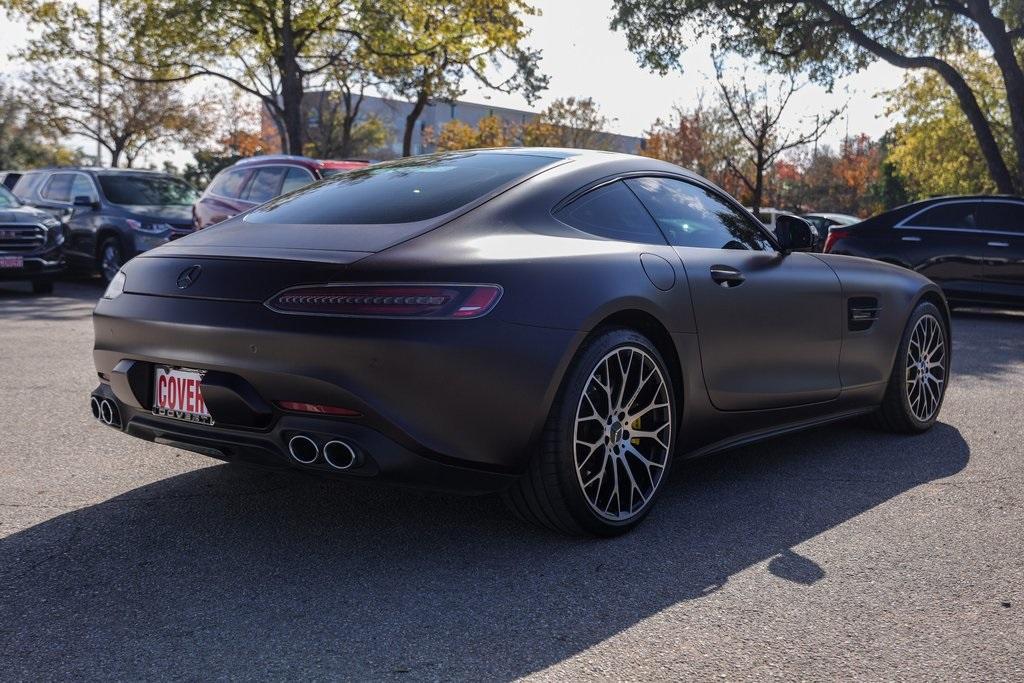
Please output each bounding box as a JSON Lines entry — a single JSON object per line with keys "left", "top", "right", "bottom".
{"left": 823, "top": 195, "right": 1024, "bottom": 307}
{"left": 91, "top": 149, "right": 951, "bottom": 536}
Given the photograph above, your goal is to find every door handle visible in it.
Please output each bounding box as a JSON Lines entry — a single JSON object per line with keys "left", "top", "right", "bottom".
{"left": 901, "top": 236, "right": 922, "bottom": 242}
{"left": 988, "top": 241, "right": 1010, "bottom": 247}
{"left": 710, "top": 265, "right": 745, "bottom": 287}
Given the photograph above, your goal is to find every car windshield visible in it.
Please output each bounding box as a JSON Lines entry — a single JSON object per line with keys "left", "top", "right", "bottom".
{"left": 244, "top": 152, "right": 558, "bottom": 225}
{"left": 0, "top": 185, "right": 20, "bottom": 208}
{"left": 97, "top": 174, "right": 199, "bottom": 206}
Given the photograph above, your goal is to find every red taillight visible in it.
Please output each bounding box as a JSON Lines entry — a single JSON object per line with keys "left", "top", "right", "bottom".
{"left": 276, "top": 401, "right": 362, "bottom": 417}
{"left": 823, "top": 228, "right": 850, "bottom": 253}
{"left": 265, "top": 284, "right": 502, "bottom": 319}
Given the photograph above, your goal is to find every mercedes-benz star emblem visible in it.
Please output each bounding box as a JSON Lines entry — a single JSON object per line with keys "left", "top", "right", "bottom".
{"left": 176, "top": 265, "right": 202, "bottom": 289}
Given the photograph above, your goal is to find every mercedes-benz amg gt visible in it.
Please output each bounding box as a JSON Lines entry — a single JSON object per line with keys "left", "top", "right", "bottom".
{"left": 90, "top": 149, "right": 950, "bottom": 536}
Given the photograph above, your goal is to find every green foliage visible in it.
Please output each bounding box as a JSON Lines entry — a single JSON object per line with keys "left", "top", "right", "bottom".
{"left": 610, "top": 0, "right": 1024, "bottom": 193}
{"left": 7, "top": 1, "right": 213, "bottom": 167}
{"left": 521, "top": 97, "right": 615, "bottom": 149}
{"left": 425, "top": 114, "right": 517, "bottom": 151}
{"left": 884, "top": 55, "right": 1012, "bottom": 198}
{"left": 366, "top": 0, "right": 547, "bottom": 154}
{"left": 306, "top": 112, "right": 392, "bottom": 159}
{"left": 0, "top": 77, "right": 82, "bottom": 168}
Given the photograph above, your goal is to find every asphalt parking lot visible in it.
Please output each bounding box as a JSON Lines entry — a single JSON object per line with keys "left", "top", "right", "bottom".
{"left": 0, "top": 279, "right": 1021, "bottom": 681}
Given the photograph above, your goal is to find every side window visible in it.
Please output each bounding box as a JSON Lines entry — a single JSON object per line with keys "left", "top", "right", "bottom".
{"left": 626, "top": 177, "right": 773, "bottom": 251}
{"left": 555, "top": 180, "right": 666, "bottom": 244}
{"left": 12, "top": 172, "right": 43, "bottom": 200}
{"left": 979, "top": 201, "right": 1024, "bottom": 233}
{"left": 70, "top": 174, "right": 97, "bottom": 202}
{"left": 909, "top": 202, "right": 981, "bottom": 229}
{"left": 243, "top": 166, "right": 287, "bottom": 203}
{"left": 41, "top": 173, "right": 75, "bottom": 203}
{"left": 281, "top": 166, "right": 315, "bottom": 195}
{"left": 207, "top": 168, "right": 250, "bottom": 199}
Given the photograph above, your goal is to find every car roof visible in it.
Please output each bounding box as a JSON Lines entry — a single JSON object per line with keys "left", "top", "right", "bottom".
{"left": 21, "top": 167, "right": 175, "bottom": 176}
{"left": 896, "top": 194, "right": 1024, "bottom": 210}
{"left": 232, "top": 155, "right": 371, "bottom": 170}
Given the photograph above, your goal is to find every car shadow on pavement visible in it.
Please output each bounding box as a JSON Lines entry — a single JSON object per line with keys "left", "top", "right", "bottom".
{"left": 0, "top": 421, "right": 968, "bottom": 680}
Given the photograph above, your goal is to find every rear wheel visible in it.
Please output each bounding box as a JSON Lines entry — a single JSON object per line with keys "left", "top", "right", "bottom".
{"left": 98, "top": 236, "right": 124, "bottom": 284}
{"left": 875, "top": 301, "right": 949, "bottom": 433}
{"left": 503, "top": 328, "right": 676, "bottom": 536}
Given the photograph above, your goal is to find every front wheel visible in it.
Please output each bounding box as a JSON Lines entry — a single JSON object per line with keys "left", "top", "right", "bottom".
{"left": 98, "top": 237, "right": 124, "bottom": 284}
{"left": 875, "top": 301, "right": 949, "bottom": 433}
{"left": 503, "top": 328, "right": 677, "bottom": 536}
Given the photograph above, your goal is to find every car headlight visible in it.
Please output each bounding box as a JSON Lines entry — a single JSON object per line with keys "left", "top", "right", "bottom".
{"left": 126, "top": 219, "right": 171, "bottom": 234}
{"left": 40, "top": 218, "right": 65, "bottom": 246}
{"left": 102, "top": 270, "right": 126, "bottom": 299}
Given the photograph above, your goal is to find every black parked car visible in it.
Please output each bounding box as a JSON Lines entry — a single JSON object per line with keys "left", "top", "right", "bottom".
{"left": 0, "top": 183, "right": 65, "bottom": 293}
{"left": 13, "top": 168, "right": 200, "bottom": 283}
{"left": 824, "top": 195, "right": 1024, "bottom": 307}
{"left": 90, "top": 149, "right": 950, "bottom": 536}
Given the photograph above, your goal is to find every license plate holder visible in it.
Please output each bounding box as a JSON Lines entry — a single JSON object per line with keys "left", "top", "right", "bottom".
{"left": 0, "top": 256, "right": 24, "bottom": 269}
{"left": 152, "top": 366, "right": 214, "bottom": 425}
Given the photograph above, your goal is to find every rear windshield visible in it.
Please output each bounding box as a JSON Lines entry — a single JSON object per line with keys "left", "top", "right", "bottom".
{"left": 244, "top": 152, "right": 556, "bottom": 225}
{"left": 98, "top": 173, "right": 199, "bottom": 206}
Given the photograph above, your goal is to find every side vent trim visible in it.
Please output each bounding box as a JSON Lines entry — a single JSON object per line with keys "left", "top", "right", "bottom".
{"left": 848, "top": 297, "right": 880, "bottom": 332}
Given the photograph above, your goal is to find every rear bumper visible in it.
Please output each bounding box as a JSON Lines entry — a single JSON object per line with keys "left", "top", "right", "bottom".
{"left": 89, "top": 384, "right": 516, "bottom": 494}
{"left": 92, "top": 293, "right": 579, "bottom": 486}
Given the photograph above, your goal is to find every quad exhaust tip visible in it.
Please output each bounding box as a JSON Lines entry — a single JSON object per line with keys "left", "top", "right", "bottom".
{"left": 288, "top": 435, "right": 320, "bottom": 465}
{"left": 323, "top": 440, "right": 357, "bottom": 470}
{"left": 92, "top": 397, "right": 120, "bottom": 427}
{"left": 287, "top": 435, "right": 360, "bottom": 470}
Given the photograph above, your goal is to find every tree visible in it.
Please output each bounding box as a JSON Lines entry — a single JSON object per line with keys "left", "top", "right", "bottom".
{"left": 0, "top": 78, "right": 82, "bottom": 169}
{"left": 6, "top": 1, "right": 213, "bottom": 167}
{"left": 371, "top": 0, "right": 547, "bottom": 156}
{"left": 883, "top": 55, "right": 1010, "bottom": 198}
{"left": 782, "top": 136, "right": 885, "bottom": 215}
{"left": 304, "top": 88, "right": 393, "bottom": 159}
{"left": 424, "top": 114, "right": 517, "bottom": 150}
{"left": 182, "top": 94, "right": 268, "bottom": 189}
{"left": 302, "top": 36, "right": 393, "bottom": 159}
{"left": 3, "top": 0, "right": 370, "bottom": 155}
{"left": 610, "top": 0, "right": 1024, "bottom": 193}
{"left": 521, "top": 97, "right": 616, "bottom": 149}
{"left": 641, "top": 98, "right": 743, "bottom": 196}
{"left": 713, "top": 63, "right": 839, "bottom": 213}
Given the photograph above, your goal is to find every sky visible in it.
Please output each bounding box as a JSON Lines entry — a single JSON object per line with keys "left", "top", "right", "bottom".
{"left": 1, "top": 0, "right": 908, "bottom": 167}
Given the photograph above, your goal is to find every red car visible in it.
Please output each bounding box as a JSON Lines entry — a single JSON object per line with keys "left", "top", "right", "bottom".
{"left": 193, "top": 155, "right": 369, "bottom": 229}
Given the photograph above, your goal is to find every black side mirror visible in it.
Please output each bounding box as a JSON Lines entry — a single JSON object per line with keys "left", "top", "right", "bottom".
{"left": 73, "top": 195, "right": 98, "bottom": 209}
{"left": 774, "top": 215, "right": 815, "bottom": 253}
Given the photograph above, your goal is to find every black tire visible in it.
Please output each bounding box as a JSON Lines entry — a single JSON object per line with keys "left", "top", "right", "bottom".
{"left": 98, "top": 236, "right": 124, "bottom": 284}
{"left": 31, "top": 280, "right": 54, "bottom": 295}
{"left": 874, "top": 301, "right": 949, "bottom": 434}
{"left": 503, "top": 328, "right": 677, "bottom": 536}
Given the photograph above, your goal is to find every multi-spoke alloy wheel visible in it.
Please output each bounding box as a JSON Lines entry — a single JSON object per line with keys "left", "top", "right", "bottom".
{"left": 573, "top": 345, "right": 672, "bottom": 522}
{"left": 875, "top": 301, "right": 949, "bottom": 434}
{"left": 503, "top": 329, "right": 675, "bottom": 535}
{"left": 905, "top": 313, "right": 946, "bottom": 422}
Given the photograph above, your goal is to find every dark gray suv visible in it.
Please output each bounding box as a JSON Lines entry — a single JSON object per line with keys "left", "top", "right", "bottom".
{"left": 13, "top": 168, "right": 199, "bottom": 282}
{"left": 0, "top": 183, "right": 65, "bottom": 294}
